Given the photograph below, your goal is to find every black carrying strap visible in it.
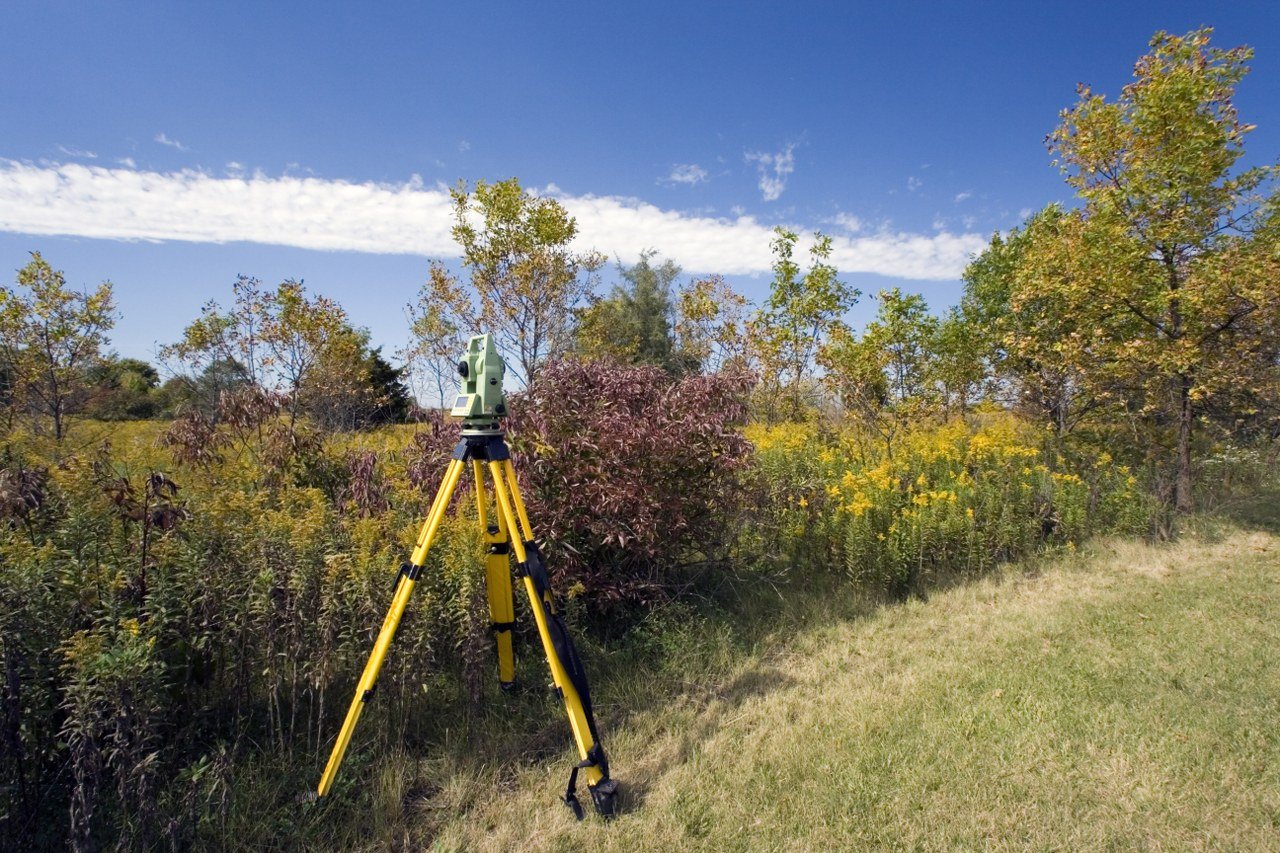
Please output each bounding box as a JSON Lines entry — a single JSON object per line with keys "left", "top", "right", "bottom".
{"left": 521, "top": 540, "right": 553, "bottom": 597}
{"left": 522, "top": 542, "right": 604, "bottom": 747}
{"left": 562, "top": 754, "right": 593, "bottom": 820}
{"left": 521, "top": 542, "right": 611, "bottom": 819}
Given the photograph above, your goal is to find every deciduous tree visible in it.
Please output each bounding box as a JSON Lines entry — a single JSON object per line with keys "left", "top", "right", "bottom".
{"left": 822, "top": 288, "right": 939, "bottom": 455}
{"left": 400, "top": 287, "right": 460, "bottom": 408}
{"left": 964, "top": 208, "right": 1109, "bottom": 437}
{"left": 163, "top": 277, "right": 377, "bottom": 430}
{"left": 418, "top": 179, "right": 604, "bottom": 386}
{"left": 751, "top": 229, "right": 857, "bottom": 420}
{"left": 674, "top": 274, "right": 752, "bottom": 374}
{"left": 1034, "top": 28, "right": 1280, "bottom": 511}
{"left": 0, "top": 252, "right": 116, "bottom": 440}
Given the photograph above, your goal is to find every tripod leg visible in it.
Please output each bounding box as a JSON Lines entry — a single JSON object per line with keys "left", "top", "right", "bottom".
{"left": 473, "top": 459, "right": 516, "bottom": 688}
{"left": 487, "top": 461, "right": 618, "bottom": 818}
{"left": 316, "top": 458, "right": 467, "bottom": 797}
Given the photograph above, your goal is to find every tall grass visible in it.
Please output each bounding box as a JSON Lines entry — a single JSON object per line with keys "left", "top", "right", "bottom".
{"left": 0, "top": 405, "right": 1162, "bottom": 848}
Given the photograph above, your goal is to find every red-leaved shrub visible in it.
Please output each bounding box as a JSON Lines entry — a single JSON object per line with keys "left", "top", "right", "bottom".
{"left": 506, "top": 359, "right": 754, "bottom": 608}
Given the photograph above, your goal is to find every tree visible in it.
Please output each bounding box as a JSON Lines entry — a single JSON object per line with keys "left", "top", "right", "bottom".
{"left": 157, "top": 358, "right": 252, "bottom": 419}
{"left": 751, "top": 229, "right": 858, "bottom": 420}
{"left": 931, "top": 307, "right": 987, "bottom": 417}
{"left": 576, "top": 251, "right": 691, "bottom": 372}
{"left": 674, "top": 275, "right": 752, "bottom": 374}
{"left": 163, "top": 277, "right": 375, "bottom": 430}
{"left": 418, "top": 178, "right": 604, "bottom": 386}
{"left": 84, "top": 356, "right": 161, "bottom": 420}
{"left": 360, "top": 347, "right": 411, "bottom": 425}
{"left": 963, "top": 209, "right": 1110, "bottom": 437}
{"left": 0, "top": 252, "right": 116, "bottom": 440}
{"left": 400, "top": 290, "right": 460, "bottom": 408}
{"left": 822, "top": 288, "right": 940, "bottom": 456}
{"left": 1034, "top": 28, "right": 1280, "bottom": 511}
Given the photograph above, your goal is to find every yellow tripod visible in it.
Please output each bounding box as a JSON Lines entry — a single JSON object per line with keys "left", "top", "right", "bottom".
{"left": 316, "top": 342, "right": 618, "bottom": 818}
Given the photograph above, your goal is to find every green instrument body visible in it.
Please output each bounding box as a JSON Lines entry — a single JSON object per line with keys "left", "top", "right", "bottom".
{"left": 450, "top": 334, "right": 507, "bottom": 427}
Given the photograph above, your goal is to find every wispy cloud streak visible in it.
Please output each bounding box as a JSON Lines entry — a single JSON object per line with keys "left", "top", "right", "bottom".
{"left": 154, "top": 133, "right": 188, "bottom": 151}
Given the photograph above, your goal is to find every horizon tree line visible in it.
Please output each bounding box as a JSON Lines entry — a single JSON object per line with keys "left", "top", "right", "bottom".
{"left": 1, "top": 28, "right": 1277, "bottom": 512}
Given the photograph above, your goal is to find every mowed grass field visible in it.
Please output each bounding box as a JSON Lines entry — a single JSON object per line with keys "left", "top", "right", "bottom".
{"left": 412, "top": 501, "right": 1280, "bottom": 851}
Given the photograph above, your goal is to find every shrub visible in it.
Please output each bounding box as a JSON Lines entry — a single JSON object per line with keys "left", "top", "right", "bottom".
{"left": 506, "top": 359, "right": 754, "bottom": 608}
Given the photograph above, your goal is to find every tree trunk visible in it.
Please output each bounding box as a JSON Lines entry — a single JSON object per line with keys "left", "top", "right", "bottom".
{"left": 1175, "top": 373, "right": 1193, "bottom": 513}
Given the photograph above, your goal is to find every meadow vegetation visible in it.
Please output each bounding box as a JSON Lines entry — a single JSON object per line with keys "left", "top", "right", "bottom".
{"left": 1, "top": 27, "right": 1278, "bottom": 850}
{"left": 429, "top": 496, "right": 1280, "bottom": 851}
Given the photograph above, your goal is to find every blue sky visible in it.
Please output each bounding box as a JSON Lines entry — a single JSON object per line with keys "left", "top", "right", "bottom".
{"left": 2, "top": 1, "right": 1278, "bottom": 366}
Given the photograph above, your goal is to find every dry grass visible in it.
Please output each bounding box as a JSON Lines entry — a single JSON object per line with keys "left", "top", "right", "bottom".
{"left": 414, "top": 518, "right": 1280, "bottom": 851}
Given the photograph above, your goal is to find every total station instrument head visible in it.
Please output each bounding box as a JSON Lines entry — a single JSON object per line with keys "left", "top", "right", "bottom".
{"left": 450, "top": 334, "right": 507, "bottom": 431}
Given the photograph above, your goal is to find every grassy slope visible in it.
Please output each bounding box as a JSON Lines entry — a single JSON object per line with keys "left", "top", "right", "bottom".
{"left": 418, "top": 505, "right": 1280, "bottom": 851}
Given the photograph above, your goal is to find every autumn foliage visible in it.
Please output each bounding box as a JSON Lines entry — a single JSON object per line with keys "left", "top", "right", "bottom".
{"left": 507, "top": 359, "right": 755, "bottom": 606}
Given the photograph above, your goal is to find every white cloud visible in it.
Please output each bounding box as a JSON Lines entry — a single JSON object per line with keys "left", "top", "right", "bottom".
{"left": 830, "top": 212, "right": 863, "bottom": 233}
{"left": 56, "top": 145, "right": 97, "bottom": 159}
{"left": 0, "top": 159, "right": 986, "bottom": 280}
{"left": 907, "top": 176, "right": 923, "bottom": 192}
{"left": 932, "top": 217, "right": 947, "bottom": 231}
{"left": 954, "top": 191, "right": 972, "bottom": 203}
{"left": 154, "top": 133, "right": 188, "bottom": 151}
{"left": 458, "top": 139, "right": 470, "bottom": 152}
{"left": 744, "top": 144, "right": 796, "bottom": 201}
{"left": 1018, "top": 207, "right": 1033, "bottom": 221}
{"left": 662, "top": 163, "right": 708, "bottom": 186}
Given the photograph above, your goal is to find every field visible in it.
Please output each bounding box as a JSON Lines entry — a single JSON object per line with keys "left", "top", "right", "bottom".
{"left": 417, "top": 497, "right": 1280, "bottom": 851}
{"left": 4, "top": 20, "right": 1280, "bottom": 853}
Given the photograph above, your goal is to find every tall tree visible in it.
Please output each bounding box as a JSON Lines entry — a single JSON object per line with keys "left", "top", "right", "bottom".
{"left": 576, "top": 251, "right": 686, "bottom": 371}
{"left": 674, "top": 275, "right": 752, "bottom": 374}
{"left": 163, "top": 277, "right": 374, "bottom": 430}
{"left": 1035, "top": 28, "right": 1280, "bottom": 511}
{"left": 400, "top": 289, "right": 460, "bottom": 408}
{"left": 822, "top": 288, "right": 940, "bottom": 455}
{"left": 751, "top": 229, "right": 858, "bottom": 420}
{"left": 931, "top": 306, "right": 986, "bottom": 416}
{"left": 0, "top": 252, "right": 116, "bottom": 440}
{"left": 963, "top": 208, "right": 1109, "bottom": 437}
{"left": 419, "top": 178, "right": 604, "bottom": 385}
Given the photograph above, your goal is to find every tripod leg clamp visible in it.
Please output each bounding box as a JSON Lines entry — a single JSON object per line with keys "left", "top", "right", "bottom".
{"left": 394, "top": 561, "right": 422, "bottom": 590}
